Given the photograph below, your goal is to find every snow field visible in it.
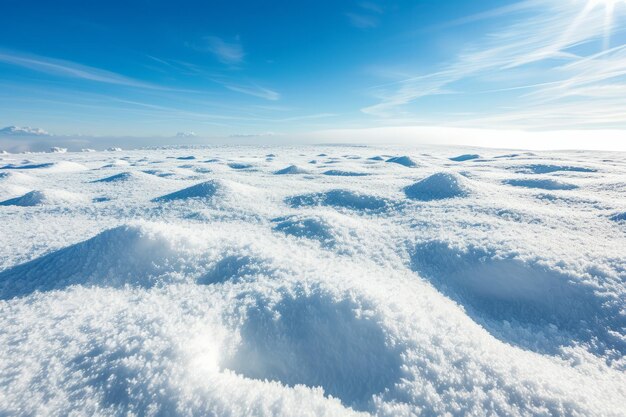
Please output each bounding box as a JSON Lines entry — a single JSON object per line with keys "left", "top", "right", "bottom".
{"left": 0, "top": 145, "right": 625, "bottom": 416}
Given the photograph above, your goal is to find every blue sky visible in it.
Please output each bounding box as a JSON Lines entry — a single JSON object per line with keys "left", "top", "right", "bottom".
{"left": 1, "top": 0, "right": 626, "bottom": 138}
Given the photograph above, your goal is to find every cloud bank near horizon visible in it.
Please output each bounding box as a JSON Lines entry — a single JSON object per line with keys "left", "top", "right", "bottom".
{"left": 2, "top": 125, "right": 625, "bottom": 153}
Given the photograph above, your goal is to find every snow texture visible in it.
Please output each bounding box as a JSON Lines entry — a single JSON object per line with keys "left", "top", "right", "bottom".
{"left": 0, "top": 145, "right": 625, "bottom": 417}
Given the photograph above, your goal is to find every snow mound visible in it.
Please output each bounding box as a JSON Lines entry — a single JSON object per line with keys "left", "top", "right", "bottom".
{"left": 92, "top": 172, "right": 151, "bottom": 183}
{"left": 102, "top": 159, "right": 130, "bottom": 168}
{"left": 222, "top": 289, "right": 402, "bottom": 410}
{"left": 0, "top": 171, "right": 36, "bottom": 184}
{"left": 410, "top": 241, "right": 621, "bottom": 353}
{"left": 142, "top": 169, "right": 175, "bottom": 178}
{"left": 274, "top": 165, "right": 309, "bottom": 175}
{"left": 272, "top": 215, "right": 335, "bottom": 246}
{"left": 0, "top": 189, "right": 87, "bottom": 206}
{"left": 49, "top": 147, "right": 67, "bottom": 153}
{"left": 368, "top": 156, "right": 384, "bottom": 161}
{"left": 228, "top": 162, "right": 253, "bottom": 170}
{"left": 386, "top": 156, "right": 418, "bottom": 167}
{"left": 519, "top": 164, "right": 596, "bottom": 174}
{"left": 286, "top": 189, "right": 390, "bottom": 212}
{"left": 450, "top": 154, "right": 480, "bottom": 162}
{"left": 153, "top": 180, "right": 221, "bottom": 202}
{"left": 404, "top": 172, "right": 470, "bottom": 201}
{"left": 322, "top": 170, "right": 369, "bottom": 177}
{"left": 505, "top": 178, "right": 578, "bottom": 190}
{"left": 0, "top": 224, "right": 194, "bottom": 299}
{"left": 1, "top": 162, "right": 54, "bottom": 170}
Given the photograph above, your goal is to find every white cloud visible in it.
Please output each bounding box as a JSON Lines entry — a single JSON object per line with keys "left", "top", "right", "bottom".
{"left": 203, "top": 36, "right": 245, "bottom": 65}
{"left": 362, "top": 0, "right": 626, "bottom": 128}
{"left": 223, "top": 83, "right": 280, "bottom": 101}
{"left": 346, "top": 2, "right": 383, "bottom": 29}
{"left": 304, "top": 125, "right": 626, "bottom": 151}
{"left": 0, "top": 125, "right": 50, "bottom": 136}
{"left": 176, "top": 131, "right": 197, "bottom": 138}
{"left": 346, "top": 13, "right": 378, "bottom": 29}
{"left": 0, "top": 50, "right": 165, "bottom": 90}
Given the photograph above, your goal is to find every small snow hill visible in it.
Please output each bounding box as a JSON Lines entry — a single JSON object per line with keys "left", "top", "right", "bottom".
{"left": 274, "top": 165, "right": 309, "bottom": 175}
{"left": 0, "top": 189, "right": 87, "bottom": 206}
{"left": 92, "top": 171, "right": 152, "bottom": 183}
{"left": 152, "top": 180, "right": 222, "bottom": 202}
{"left": 386, "top": 156, "right": 418, "bottom": 167}
{"left": 450, "top": 154, "right": 480, "bottom": 162}
{"left": 404, "top": 172, "right": 470, "bottom": 201}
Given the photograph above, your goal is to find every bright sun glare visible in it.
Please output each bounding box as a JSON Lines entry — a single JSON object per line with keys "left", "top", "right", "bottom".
{"left": 583, "top": 0, "right": 626, "bottom": 48}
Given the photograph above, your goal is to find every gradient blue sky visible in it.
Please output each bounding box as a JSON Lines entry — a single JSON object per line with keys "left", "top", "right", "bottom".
{"left": 1, "top": 0, "right": 625, "bottom": 137}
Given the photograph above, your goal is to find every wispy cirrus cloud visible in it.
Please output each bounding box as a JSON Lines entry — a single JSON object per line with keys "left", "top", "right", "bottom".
{"left": 362, "top": 0, "right": 626, "bottom": 128}
{"left": 143, "top": 55, "right": 280, "bottom": 101}
{"left": 0, "top": 50, "right": 166, "bottom": 90}
{"left": 201, "top": 36, "right": 245, "bottom": 65}
{"left": 346, "top": 13, "right": 379, "bottom": 29}
{"left": 346, "top": 1, "right": 383, "bottom": 29}
{"left": 223, "top": 83, "right": 280, "bottom": 101}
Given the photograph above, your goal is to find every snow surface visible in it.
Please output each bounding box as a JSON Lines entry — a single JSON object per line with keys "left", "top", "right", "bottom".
{"left": 0, "top": 145, "right": 625, "bottom": 416}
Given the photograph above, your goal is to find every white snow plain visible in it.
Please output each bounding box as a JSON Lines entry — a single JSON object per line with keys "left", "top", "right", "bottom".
{"left": 0, "top": 145, "right": 625, "bottom": 416}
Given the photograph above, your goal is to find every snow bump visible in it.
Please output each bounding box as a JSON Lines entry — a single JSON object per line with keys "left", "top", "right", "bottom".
{"left": 286, "top": 189, "right": 390, "bottom": 212}
{"left": 404, "top": 172, "right": 470, "bottom": 201}
{"left": 153, "top": 180, "right": 221, "bottom": 202}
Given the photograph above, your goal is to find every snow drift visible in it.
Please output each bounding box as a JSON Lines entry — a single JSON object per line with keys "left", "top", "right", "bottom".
{"left": 386, "top": 156, "right": 418, "bottom": 167}
{"left": 404, "top": 172, "right": 470, "bottom": 201}
{"left": 153, "top": 180, "right": 222, "bottom": 202}
{"left": 274, "top": 165, "right": 309, "bottom": 175}
{"left": 0, "top": 189, "right": 87, "bottom": 206}
{"left": 0, "top": 224, "right": 194, "bottom": 298}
